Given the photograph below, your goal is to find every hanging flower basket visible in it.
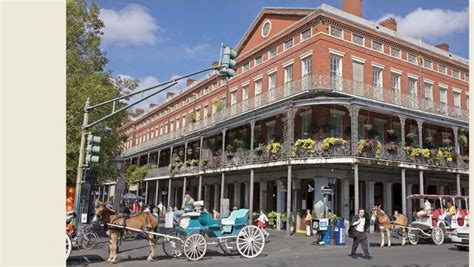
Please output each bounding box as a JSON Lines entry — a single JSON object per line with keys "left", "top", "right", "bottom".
{"left": 385, "top": 141, "right": 398, "bottom": 152}
{"left": 322, "top": 137, "right": 347, "bottom": 151}
{"left": 292, "top": 138, "right": 316, "bottom": 157}
{"left": 357, "top": 139, "right": 382, "bottom": 158}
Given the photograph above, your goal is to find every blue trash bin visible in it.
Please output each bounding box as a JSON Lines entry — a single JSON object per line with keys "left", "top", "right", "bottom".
{"left": 334, "top": 219, "right": 346, "bottom": 245}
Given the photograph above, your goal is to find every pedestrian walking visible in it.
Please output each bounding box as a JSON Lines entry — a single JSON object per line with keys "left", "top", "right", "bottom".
{"left": 349, "top": 209, "right": 372, "bottom": 259}
{"left": 305, "top": 210, "right": 313, "bottom": 236}
{"left": 255, "top": 210, "right": 270, "bottom": 238}
{"left": 157, "top": 202, "right": 164, "bottom": 217}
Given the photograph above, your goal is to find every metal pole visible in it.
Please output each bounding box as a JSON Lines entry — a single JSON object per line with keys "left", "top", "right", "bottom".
{"left": 145, "top": 181, "right": 149, "bottom": 204}
{"left": 73, "top": 98, "right": 90, "bottom": 226}
{"left": 221, "top": 172, "right": 225, "bottom": 214}
{"left": 183, "top": 176, "right": 187, "bottom": 199}
{"left": 167, "top": 178, "right": 172, "bottom": 209}
{"left": 286, "top": 165, "right": 292, "bottom": 236}
{"left": 354, "top": 163, "right": 359, "bottom": 213}
{"left": 249, "top": 169, "right": 254, "bottom": 224}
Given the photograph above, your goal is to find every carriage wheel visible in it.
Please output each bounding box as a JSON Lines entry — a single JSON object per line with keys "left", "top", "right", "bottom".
{"left": 66, "top": 234, "right": 72, "bottom": 260}
{"left": 163, "top": 230, "right": 184, "bottom": 258}
{"left": 184, "top": 234, "right": 207, "bottom": 261}
{"left": 236, "top": 225, "right": 265, "bottom": 258}
{"left": 408, "top": 229, "right": 419, "bottom": 245}
{"left": 81, "top": 232, "right": 98, "bottom": 249}
{"left": 219, "top": 237, "right": 239, "bottom": 255}
{"left": 431, "top": 226, "right": 445, "bottom": 245}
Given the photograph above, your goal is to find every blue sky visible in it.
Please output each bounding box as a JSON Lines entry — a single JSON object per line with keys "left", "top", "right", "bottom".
{"left": 95, "top": 0, "right": 469, "bottom": 110}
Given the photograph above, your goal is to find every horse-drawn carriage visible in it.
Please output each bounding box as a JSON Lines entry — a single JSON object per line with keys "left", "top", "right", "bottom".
{"left": 407, "top": 194, "right": 469, "bottom": 246}
{"left": 95, "top": 201, "right": 265, "bottom": 263}
{"left": 161, "top": 201, "right": 265, "bottom": 261}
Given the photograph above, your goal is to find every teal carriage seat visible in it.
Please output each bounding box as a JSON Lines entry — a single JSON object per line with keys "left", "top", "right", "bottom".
{"left": 221, "top": 209, "right": 249, "bottom": 235}
{"left": 198, "top": 211, "right": 222, "bottom": 237}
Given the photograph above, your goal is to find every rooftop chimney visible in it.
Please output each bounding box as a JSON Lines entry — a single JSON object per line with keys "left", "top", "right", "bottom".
{"left": 212, "top": 61, "right": 219, "bottom": 67}
{"left": 149, "top": 103, "right": 157, "bottom": 109}
{"left": 166, "top": 92, "right": 175, "bottom": 100}
{"left": 342, "top": 0, "right": 362, "bottom": 17}
{"left": 135, "top": 108, "right": 144, "bottom": 116}
{"left": 186, "top": 79, "right": 196, "bottom": 87}
{"left": 379, "top": 17, "right": 397, "bottom": 31}
{"left": 435, "top": 43, "right": 449, "bottom": 52}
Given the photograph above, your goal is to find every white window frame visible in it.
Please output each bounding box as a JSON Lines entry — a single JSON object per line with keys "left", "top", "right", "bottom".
{"left": 438, "top": 64, "right": 447, "bottom": 74}
{"left": 424, "top": 82, "right": 433, "bottom": 101}
{"left": 242, "top": 85, "right": 249, "bottom": 101}
{"left": 408, "top": 53, "right": 417, "bottom": 64}
{"left": 329, "top": 25, "right": 343, "bottom": 39}
{"left": 268, "top": 46, "right": 277, "bottom": 59}
{"left": 390, "top": 47, "right": 401, "bottom": 58}
{"left": 300, "top": 28, "right": 312, "bottom": 42}
{"left": 284, "top": 38, "right": 294, "bottom": 51}
{"left": 268, "top": 71, "right": 277, "bottom": 90}
{"left": 352, "top": 33, "right": 364, "bottom": 46}
{"left": 255, "top": 55, "right": 263, "bottom": 66}
{"left": 453, "top": 91, "right": 461, "bottom": 107}
{"left": 423, "top": 58, "right": 433, "bottom": 69}
{"left": 242, "top": 62, "right": 250, "bottom": 73}
{"left": 301, "top": 54, "right": 312, "bottom": 78}
{"left": 254, "top": 79, "right": 263, "bottom": 96}
{"left": 439, "top": 86, "right": 448, "bottom": 104}
{"left": 372, "top": 40, "right": 383, "bottom": 52}
{"left": 452, "top": 69, "right": 461, "bottom": 79}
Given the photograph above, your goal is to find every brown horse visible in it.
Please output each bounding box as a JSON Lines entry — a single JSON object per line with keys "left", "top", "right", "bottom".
{"left": 92, "top": 203, "right": 158, "bottom": 263}
{"left": 371, "top": 205, "right": 408, "bottom": 247}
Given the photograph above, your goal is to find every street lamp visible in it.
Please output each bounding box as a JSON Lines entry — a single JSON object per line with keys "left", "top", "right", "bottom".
{"left": 113, "top": 153, "right": 126, "bottom": 212}
{"left": 328, "top": 169, "right": 336, "bottom": 188}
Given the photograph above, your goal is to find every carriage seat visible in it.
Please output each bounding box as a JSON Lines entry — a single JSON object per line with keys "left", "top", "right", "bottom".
{"left": 222, "top": 209, "right": 249, "bottom": 226}
{"left": 182, "top": 212, "right": 201, "bottom": 217}
{"left": 431, "top": 208, "right": 441, "bottom": 227}
{"left": 457, "top": 209, "right": 468, "bottom": 226}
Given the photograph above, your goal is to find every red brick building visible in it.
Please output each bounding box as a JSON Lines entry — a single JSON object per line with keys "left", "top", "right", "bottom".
{"left": 102, "top": 0, "right": 469, "bottom": 231}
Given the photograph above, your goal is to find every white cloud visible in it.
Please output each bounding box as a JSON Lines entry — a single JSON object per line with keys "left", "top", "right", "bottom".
{"left": 184, "top": 43, "right": 210, "bottom": 55}
{"left": 100, "top": 4, "right": 164, "bottom": 46}
{"left": 116, "top": 74, "right": 187, "bottom": 113}
{"left": 377, "top": 7, "right": 468, "bottom": 41}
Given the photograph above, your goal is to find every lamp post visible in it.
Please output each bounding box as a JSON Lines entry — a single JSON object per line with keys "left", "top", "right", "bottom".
{"left": 113, "top": 154, "right": 126, "bottom": 212}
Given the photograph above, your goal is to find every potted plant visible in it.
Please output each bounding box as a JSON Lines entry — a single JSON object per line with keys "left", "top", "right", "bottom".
{"left": 187, "top": 112, "right": 197, "bottom": 124}
{"left": 267, "top": 211, "right": 278, "bottom": 229}
{"left": 255, "top": 143, "right": 266, "bottom": 155}
{"left": 266, "top": 140, "right": 282, "bottom": 159}
{"left": 200, "top": 158, "right": 208, "bottom": 166}
{"left": 212, "top": 99, "right": 225, "bottom": 113}
{"left": 321, "top": 137, "right": 347, "bottom": 151}
{"left": 292, "top": 138, "right": 316, "bottom": 157}
{"left": 385, "top": 141, "right": 398, "bottom": 152}
{"left": 357, "top": 139, "right": 382, "bottom": 158}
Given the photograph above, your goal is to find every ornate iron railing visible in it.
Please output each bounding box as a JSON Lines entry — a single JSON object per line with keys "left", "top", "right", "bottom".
{"left": 124, "top": 74, "right": 468, "bottom": 157}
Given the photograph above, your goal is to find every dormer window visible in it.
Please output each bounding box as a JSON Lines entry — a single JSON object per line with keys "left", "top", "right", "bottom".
{"left": 330, "top": 26, "right": 342, "bottom": 38}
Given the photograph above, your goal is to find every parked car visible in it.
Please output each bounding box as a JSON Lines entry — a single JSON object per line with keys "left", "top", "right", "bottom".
{"left": 451, "top": 226, "right": 469, "bottom": 251}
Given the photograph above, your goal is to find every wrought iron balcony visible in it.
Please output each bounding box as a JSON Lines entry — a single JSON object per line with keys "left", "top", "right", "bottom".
{"left": 124, "top": 74, "right": 468, "bottom": 156}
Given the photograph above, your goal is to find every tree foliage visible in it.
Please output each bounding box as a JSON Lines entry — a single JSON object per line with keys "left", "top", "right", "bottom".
{"left": 125, "top": 165, "right": 147, "bottom": 186}
{"left": 66, "top": 0, "right": 138, "bottom": 185}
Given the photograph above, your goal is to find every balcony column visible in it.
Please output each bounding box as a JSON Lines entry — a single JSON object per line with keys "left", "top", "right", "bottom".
{"left": 457, "top": 173, "right": 461, "bottom": 195}
{"left": 244, "top": 182, "right": 250, "bottom": 208}
{"left": 249, "top": 169, "right": 255, "bottom": 224}
{"left": 199, "top": 136, "right": 204, "bottom": 169}
{"left": 233, "top": 182, "right": 241, "bottom": 209}
{"left": 220, "top": 172, "right": 225, "bottom": 213}
{"left": 365, "top": 181, "right": 375, "bottom": 233}
{"left": 419, "top": 171, "right": 425, "bottom": 196}
{"left": 286, "top": 165, "right": 292, "bottom": 236}
{"left": 170, "top": 146, "right": 174, "bottom": 162}
{"left": 250, "top": 120, "right": 255, "bottom": 151}
{"left": 204, "top": 185, "right": 210, "bottom": 210}
{"left": 184, "top": 141, "right": 188, "bottom": 163}
{"left": 398, "top": 115, "right": 406, "bottom": 148}
{"left": 285, "top": 106, "right": 296, "bottom": 156}
{"left": 182, "top": 176, "right": 187, "bottom": 201}
{"left": 276, "top": 180, "right": 284, "bottom": 212}
{"left": 221, "top": 129, "right": 227, "bottom": 164}
{"left": 259, "top": 181, "right": 267, "bottom": 211}
{"left": 349, "top": 105, "right": 361, "bottom": 155}
{"left": 198, "top": 175, "right": 203, "bottom": 201}
{"left": 214, "top": 184, "right": 220, "bottom": 211}
{"left": 407, "top": 183, "right": 413, "bottom": 222}
{"left": 452, "top": 126, "right": 460, "bottom": 156}
{"left": 342, "top": 179, "right": 350, "bottom": 220}
{"left": 154, "top": 180, "right": 159, "bottom": 206}
{"left": 157, "top": 149, "right": 161, "bottom": 168}
{"left": 146, "top": 152, "right": 151, "bottom": 170}
{"left": 354, "top": 163, "right": 359, "bottom": 213}
{"left": 401, "top": 168, "right": 406, "bottom": 215}
{"left": 438, "top": 185, "right": 445, "bottom": 195}
{"left": 167, "top": 178, "right": 172, "bottom": 209}
{"left": 383, "top": 182, "right": 393, "bottom": 216}
{"left": 416, "top": 119, "right": 424, "bottom": 148}
{"left": 145, "top": 181, "right": 149, "bottom": 204}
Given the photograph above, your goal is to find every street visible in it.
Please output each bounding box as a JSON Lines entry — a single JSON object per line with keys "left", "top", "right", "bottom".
{"left": 67, "top": 228, "right": 468, "bottom": 267}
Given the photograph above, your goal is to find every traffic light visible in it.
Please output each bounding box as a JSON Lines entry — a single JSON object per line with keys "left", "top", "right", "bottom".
{"left": 219, "top": 46, "right": 237, "bottom": 77}
{"left": 85, "top": 134, "right": 101, "bottom": 164}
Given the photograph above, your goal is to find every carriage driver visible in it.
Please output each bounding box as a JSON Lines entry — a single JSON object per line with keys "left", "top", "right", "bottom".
{"left": 173, "top": 192, "right": 195, "bottom": 224}
{"left": 416, "top": 200, "right": 432, "bottom": 218}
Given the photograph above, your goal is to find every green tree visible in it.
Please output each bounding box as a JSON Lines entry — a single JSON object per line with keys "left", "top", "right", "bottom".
{"left": 125, "top": 165, "right": 148, "bottom": 186}
{"left": 66, "top": 0, "right": 138, "bottom": 185}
